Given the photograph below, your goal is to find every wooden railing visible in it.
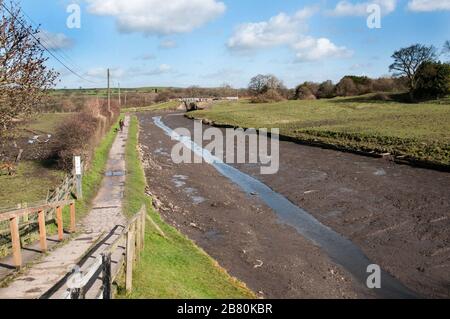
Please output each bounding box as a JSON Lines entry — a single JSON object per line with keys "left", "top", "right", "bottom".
{"left": 62, "top": 206, "right": 146, "bottom": 299}
{"left": 0, "top": 200, "right": 77, "bottom": 268}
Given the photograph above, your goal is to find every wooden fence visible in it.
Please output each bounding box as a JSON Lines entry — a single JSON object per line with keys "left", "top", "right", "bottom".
{"left": 62, "top": 206, "right": 146, "bottom": 299}
{"left": 0, "top": 200, "right": 77, "bottom": 268}
{"left": 0, "top": 159, "right": 82, "bottom": 257}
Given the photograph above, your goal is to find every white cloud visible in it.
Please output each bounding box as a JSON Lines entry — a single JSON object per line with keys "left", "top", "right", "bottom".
{"left": 408, "top": 0, "right": 450, "bottom": 11}
{"left": 159, "top": 39, "right": 177, "bottom": 49}
{"left": 85, "top": 0, "right": 226, "bottom": 35}
{"left": 293, "top": 37, "right": 353, "bottom": 61}
{"left": 328, "top": 0, "right": 397, "bottom": 16}
{"left": 227, "top": 7, "right": 352, "bottom": 62}
{"left": 37, "top": 31, "right": 73, "bottom": 50}
{"left": 227, "top": 7, "right": 316, "bottom": 51}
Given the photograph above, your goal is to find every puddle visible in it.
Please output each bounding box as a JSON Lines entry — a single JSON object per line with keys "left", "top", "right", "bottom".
{"left": 374, "top": 169, "right": 387, "bottom": 176}
{"left": 154, "top": 148, "right": 170, "bottom": 156}
{"left": 153, "top": 116, "right": 418, "bottom": 299}
{"left": 105, "top": 170, "right": 126, "bottom": 177}
{"left": 171, "top": 175, "right": 206, "bottom": 204}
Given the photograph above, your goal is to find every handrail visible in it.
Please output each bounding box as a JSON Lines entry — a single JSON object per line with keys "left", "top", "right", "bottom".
{"left": 1, "top": 199, "right": 77, "bottom": 268}
{"left": 0, "top": 200, "right": 75, "bottom": 222}
{"left": 62, "top": 205, "right": 146, "bottom": 299}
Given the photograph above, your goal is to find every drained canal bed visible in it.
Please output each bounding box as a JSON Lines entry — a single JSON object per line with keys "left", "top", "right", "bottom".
{"left": 152, "top": 116, "right": 417, "bottom": 299}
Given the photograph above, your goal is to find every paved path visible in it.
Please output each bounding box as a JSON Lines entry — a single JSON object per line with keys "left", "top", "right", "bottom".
{"left": 0, "top": 116, "right": 129, "bottom": 299}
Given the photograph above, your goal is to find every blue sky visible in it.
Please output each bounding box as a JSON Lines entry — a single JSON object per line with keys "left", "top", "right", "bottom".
{"left": 20, "top": 0, "right": 450, "bottom": 89}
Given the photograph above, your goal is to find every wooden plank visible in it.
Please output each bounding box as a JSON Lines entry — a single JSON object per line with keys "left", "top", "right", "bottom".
{"left": 70, "top": 203, "right": 76, "bottom": 233}
{"left": 56, "top": 206, "right": 64, "bottom": 241}
{"left": 38, "top": 210, "right": 48, "bottom": 252}
{"left": 10, "top": 217, "right": 22, "bottom": 268}
{"left": 125, "top": 228, "right": 135, "bottom": 292}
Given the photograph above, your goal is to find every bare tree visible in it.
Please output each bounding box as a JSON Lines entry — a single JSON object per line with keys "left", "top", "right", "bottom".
{"left": 443, "top": 40, "right": 450, "bottom": 58}
{"left": 389, "top": 44, "right": 437, "bottom": 99}
{"left": 248, "top": 74, "right": 284, "bottom": 95}
{"left": 0, "top": 0, "right": 58, "bottom": 134}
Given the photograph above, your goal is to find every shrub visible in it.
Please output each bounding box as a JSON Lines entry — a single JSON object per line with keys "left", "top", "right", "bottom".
{"left": 250, "top": 89, "right": 285, "bottom": 103}
{"left": 317, "top": 80, "right": 336, "bottom": 99}
{"left": 335, "top": 77, "right": 358, "bottom": 96}
{"left": 414, "top": 61, "right": 450, "bottom": 99}
{"left": 54, "top": 99, "right": 119, "bottom": 169}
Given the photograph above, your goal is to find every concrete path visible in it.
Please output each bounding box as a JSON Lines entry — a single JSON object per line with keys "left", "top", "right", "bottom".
{"left": 0, "top": 116, "right": 129, "bottom": 299}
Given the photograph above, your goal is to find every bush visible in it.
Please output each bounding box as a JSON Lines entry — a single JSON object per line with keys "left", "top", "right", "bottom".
{"left": 294, "top": 84, "right": 317, "bottom": 100}
{"left": 54, "top": 99, "right": 119, "bottom": 169}
{"left": 414, "top": 61, "right": 450, "bottom": 99}
{"left": 317, "top": 80, "right": 336, "bottom": 99}
{"left": 251, "top": 89, "right": 285, "bottom": 103}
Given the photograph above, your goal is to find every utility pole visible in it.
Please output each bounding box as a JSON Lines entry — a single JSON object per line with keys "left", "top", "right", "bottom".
{"left": 118, "top": 82, "right": 121, "bottom": 107}
{"left": 107, "top": 68, "right": 111, "bottom": 112}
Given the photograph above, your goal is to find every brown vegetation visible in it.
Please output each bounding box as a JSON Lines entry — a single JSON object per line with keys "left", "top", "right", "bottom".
{"left": 54, "top": 98, "right": 119, "bottom": 169}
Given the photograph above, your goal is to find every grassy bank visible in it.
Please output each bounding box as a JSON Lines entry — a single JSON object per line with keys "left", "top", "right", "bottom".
{"left": 119, "top": 115, "right": 254, "bottom": 299}
{"left": 121, "top": 101, "right": 180, "bottom": 113}
{"left": 189, "top": 95, "right": 450, "bottom": 166}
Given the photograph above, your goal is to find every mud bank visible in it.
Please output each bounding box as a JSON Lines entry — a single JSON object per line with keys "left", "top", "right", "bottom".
{"left": 139, "top": 111, "right": 450, "bottom": 299}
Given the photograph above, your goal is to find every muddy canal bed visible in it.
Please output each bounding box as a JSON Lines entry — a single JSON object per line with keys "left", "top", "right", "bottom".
{"left": 138, "top": 112, "right": 450, "bottom": 299}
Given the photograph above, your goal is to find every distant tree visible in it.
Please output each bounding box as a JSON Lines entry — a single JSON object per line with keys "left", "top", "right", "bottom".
{"left": 295, "top": 82, "right": 318, "bottom": 100}
{"left": 316, "top": 80, "right": 335, "bottom": 99}
{"left": 443, "top": 41, "right": 450, "bottom": 60}
{"left": 0, "top": 1, "right": 58, "bottom": 134}
{"left": 414, "top": 61, "right": 450, "bottom": 99}
{"left": 335, "top": 77, "right": 358, "bottom": 96}
{"left": 248, "top": 74, "right": 284, "bottom": 95}
{"left": 389, "top": 44, "right": 437, "bottom": 99}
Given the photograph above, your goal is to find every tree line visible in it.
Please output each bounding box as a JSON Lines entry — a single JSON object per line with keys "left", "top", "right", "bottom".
{"left": 248, "top": 42, "right": 450, "bottom": 103}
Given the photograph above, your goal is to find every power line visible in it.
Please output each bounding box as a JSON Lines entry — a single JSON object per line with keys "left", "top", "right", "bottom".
{"left": 21, "top": 9, "right": 80, "bottom": 72}
{"left": 1, "top": 2, "right": 100, "bottom": 85}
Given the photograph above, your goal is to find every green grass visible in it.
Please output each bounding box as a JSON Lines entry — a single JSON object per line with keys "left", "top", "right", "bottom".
{"left": 189, "top": 95, "right": 450, "bottom": 166}
{"left": 0, "top": 161, "right": 65, "bottom": 210}
{"left": 118, "top": 115, "right": 254, "bottom": 299}
{"left": 18, "top": 113, "right": 73, "bottom": 136}
{"left": 121, "top": 101, "right": 180, "bottom": 113}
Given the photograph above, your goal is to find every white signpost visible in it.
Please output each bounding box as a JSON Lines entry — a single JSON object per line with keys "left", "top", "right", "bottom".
{"left": 73, "top": 156, "right": 83, "bottom": 199}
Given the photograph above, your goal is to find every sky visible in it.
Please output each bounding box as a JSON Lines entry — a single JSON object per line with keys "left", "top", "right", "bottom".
{"left": 18, "top": 0, "right": 450, "bottom": 89}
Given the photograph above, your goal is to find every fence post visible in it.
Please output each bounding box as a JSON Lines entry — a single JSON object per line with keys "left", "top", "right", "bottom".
{"left": 141, "top": 206, "right": 146, "bottom": 250}
{"left": 56, "top": 206, "right": 64, "bottom": 241}
{"left": 125, "top": 226, "right": 135, "bottom": 292}
{"left": 70, "top": 202, "right": 76, "bottom": 233}
{"left": 10, "top": 217, "right": 22, "bottom": 268}
{"left": 136, "top": 217, "right": 142, "bottom": 260}
{"left": 38, "top": 210, "right": 47, "bottom": 252}
{"left": 73, "top": 156, "right": 83, "bottom": 200}
{"left": 102, "top": 253, "right": 112, "bottom": 299}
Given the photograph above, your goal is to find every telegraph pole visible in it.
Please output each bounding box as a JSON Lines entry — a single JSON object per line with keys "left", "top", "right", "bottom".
{"left": 118, "top": 82, "right": 121, "bottom": 107}
{"left": 107, "top": 68, "right": 111, "bottom": 112}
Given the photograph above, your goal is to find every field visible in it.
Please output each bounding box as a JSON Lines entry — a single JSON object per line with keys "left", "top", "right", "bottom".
{"left": 121, "top": 100, "right": 180, "bottom": 113}
{"left": 118, "top": 116, "right": 254, "bottom": 299}
{"left": 189, "top": 95, "right": 450, "bottom": 166}
{"left": 0, "top": 114, "right": 71, "bottom": 210}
